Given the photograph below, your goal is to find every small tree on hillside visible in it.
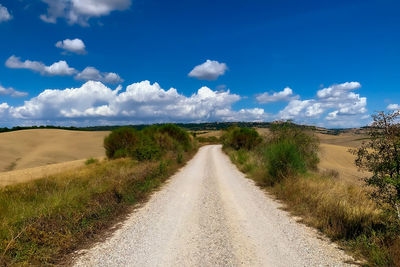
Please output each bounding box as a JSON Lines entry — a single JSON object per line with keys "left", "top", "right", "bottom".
{"left": 351, "top": 111, "right": 400, "bottom": 220}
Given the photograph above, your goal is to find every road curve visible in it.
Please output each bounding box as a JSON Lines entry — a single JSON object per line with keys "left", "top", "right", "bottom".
{"left": 74, "top": 145, "right": 354, "bottom": 267}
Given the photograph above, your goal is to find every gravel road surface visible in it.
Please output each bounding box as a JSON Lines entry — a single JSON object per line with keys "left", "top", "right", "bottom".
{"left": 74, "top": 145, "right": 355, "bottom": 267}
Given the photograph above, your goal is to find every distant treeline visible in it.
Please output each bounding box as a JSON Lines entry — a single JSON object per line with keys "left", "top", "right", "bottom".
{"left": 0, "top": 121, "right": 368, "bottom": 134}
{"left": 0, "top": 125, "right": 112, "bottom": 133}
{"left": 0, "top": 123, "right": 271, "bottom": 133}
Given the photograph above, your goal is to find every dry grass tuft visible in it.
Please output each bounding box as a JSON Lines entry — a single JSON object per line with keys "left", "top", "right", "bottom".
{"left": 0, "top": 148, "right": 196, "bottom": 265}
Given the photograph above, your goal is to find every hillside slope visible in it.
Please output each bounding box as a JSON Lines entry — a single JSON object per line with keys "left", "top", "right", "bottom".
{"left": 0, "top": 129, "right": 108, "bottom": 172}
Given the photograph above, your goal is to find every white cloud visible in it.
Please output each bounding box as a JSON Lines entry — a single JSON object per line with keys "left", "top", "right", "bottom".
{"left": 0, "top": 80, "right": 370, "bottom": 128}
{"left": 278, "top": 82, "right": 367, "bottom": 127}
{"left": 5, "top": 55, "right": 77, "bottom": 76}
{"left": 316, "top": 82, "right": 361, "bottom": 101}
{"left": 11, "top": 81, "right": 119, "bottom": 119}
{"left": 387, "top": 104, "right": 400, "bottom": 111}
{"left": 45, "top": 61, "right": 77, "bottom": 76}
{"left": 75, "top": 67, "right": 123, "bottom": 84}
{"left": 0, "top": 4, "right": 12, "bottom": 22}
{"left": 279, "top": 100, "right": 316, "bottom": 119}
{"left": 0, "top": 85, "right": 28, "bottom": 97}
{"left": 256, "top": 87, "right": 298, "bottom": 103}
{"left": 215, "top": 108, "right": 268, "bottom": 122}
{"left": 56, "top": 38, "right": 86, "bottom": 54}
{"left": 6, "top": 81, "right": 266, "bottom": 125}
{"left": 0, "top": 103, "right": 11, "bottom": 125}
{"left": 40, "top": 0, "right": 131, "bottom": 26}
{"left": 5, "top": 56, "right": 122, "bottom": 83}
{"left": 188, "top": 60, "right": 228, "bottom": 80}
{"left": 0, "top": 103, "right": 9, "bottom": 113}
{"left": 113, "top": 83, "right": 241, "bottom": 121}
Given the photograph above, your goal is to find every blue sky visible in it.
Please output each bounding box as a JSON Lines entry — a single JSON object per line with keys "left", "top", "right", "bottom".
{"left": 0, "top": 0, "right": 399, "bottom": 127}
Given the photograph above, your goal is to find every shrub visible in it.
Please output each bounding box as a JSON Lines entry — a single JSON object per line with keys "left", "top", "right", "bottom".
{"left": 104, "top": 127, "right": 140, "bottom": 159}
{"left": 269, "top": 122, "right": 319, "bottom": 170}
{"left": 158, "top": 124, "right": 192, "bottom": 151}
{"left": 104, "top": 124, "right": 193, "bottom": 161}
{"left": 114, "top": 148, "right": 130, "bottom": 158}
{"left": 221, "top": 126, "right": 262, "bottom": 150}
{"left": 134, "top": 139, "right": 161, "bottom": 161}
{"left": 223, "top": 124, "right": 318, "bottom": 183}
{"left": 153, "top": 132, "right": 175, "bottom": 151}
{"left": 263, "top": 141, "right": 306, "bottom": 184}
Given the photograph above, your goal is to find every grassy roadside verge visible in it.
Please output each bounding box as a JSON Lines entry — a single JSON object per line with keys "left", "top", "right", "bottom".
{"left": 0, "top": 126, "right": 197, "bottom": 266}
{"left": 222, "top": 125, "right": 400, "bottom": 266}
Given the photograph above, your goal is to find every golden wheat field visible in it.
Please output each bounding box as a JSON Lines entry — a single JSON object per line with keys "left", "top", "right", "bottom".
{"left": 0, "top": 129, "right": 109, "bottom": 186}
{"left": 316, "top": 133, "right": 369, "bottom": 183}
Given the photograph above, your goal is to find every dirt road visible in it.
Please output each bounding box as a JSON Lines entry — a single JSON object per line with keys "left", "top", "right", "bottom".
{"left": 75, "top": 145, "right": 354, "bottom": 266}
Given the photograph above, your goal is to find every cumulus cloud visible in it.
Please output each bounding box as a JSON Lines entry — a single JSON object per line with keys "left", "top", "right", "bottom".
{"left": 188, "top": 60, "right": 228, "bottom": 80}
{"left": 5, "top": 56, "right": 122, "bottom": 83}
{"left": 256, "top": 87, "right": 298, "bottom": 103}
{"left": 75, "top": 67, "right": 123, "bottom": 84}
{"left": 316, "top": 82, "right": 361, "bottom": 101}
{"left": 0, "top": 103, "right": 11, "bottom": 125}
{"left": 11, "top": 81, "right": 119, "bottom": 120}
{"left": 0, "top": 102, "right": 9, "bottom": 111}
{"left": 56, "top": 38, "right": 86, "bottom": 54}
{"left": 0, "top": 80, "right": 370, "bottom": 127}
{"left": 5, "top": 81, "right": 268, "bottom": 125}
{"left": 215, "top": 108, "right": 267, "bottom": 122}
{"left": 387, "top": 104, "right": 400, "bottom": 111}
{"left": 40, "top": 0, "right": 131, "bottom": 26}
{"left": 0, "top": 85, "right": 28, "bottom": 97}
{"left": 278, "top": 82, "right": 367, "bottom": 126}
{"left": 5, "top": 55, "right": 77, "bottom": 76}
{"left": 279, "top": 100, "right": 322, "bottom": 119}
{"left": 0, "top": 4, "right": 12, "bottom": 22}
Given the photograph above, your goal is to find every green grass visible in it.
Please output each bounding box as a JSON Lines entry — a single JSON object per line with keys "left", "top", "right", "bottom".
{"left": 263, "top": 141, "right": 306, "bottom": 183}
{"left": 85, "top": 157, "right": 99, "bottom": 165}
{"left": 0, "top": 149, "right": 197, "bottom": 265}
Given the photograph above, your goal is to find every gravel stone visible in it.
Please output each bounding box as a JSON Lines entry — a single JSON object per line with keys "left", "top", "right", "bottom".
{"left": 74, "top": 145, "right": 355, "bottom": 267}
